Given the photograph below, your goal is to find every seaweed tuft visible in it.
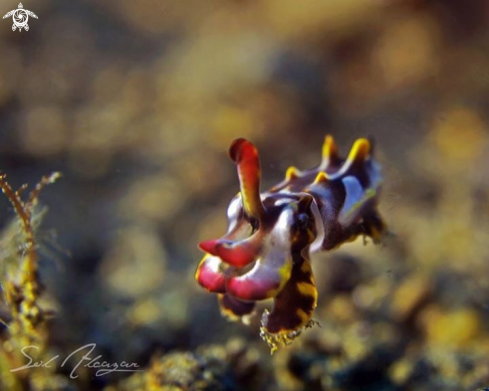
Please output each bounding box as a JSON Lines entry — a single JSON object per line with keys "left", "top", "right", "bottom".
{"left": 0, "top": 172, "right": 61, "bottom": 390}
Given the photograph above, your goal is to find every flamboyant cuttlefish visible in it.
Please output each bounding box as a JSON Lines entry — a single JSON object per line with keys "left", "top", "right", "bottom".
{"left": 195, "top": 136, "right": 386, "bottom": 352}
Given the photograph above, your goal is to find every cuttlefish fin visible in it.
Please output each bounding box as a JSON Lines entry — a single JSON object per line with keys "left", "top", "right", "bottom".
{"left": 340, "top": 138, "right": 371, "bottom": 174}
{"left": 338, "top": 175, "right": 376, "bottom": 227}
{"left": 326, "top": 137, "right": 372, "bottom": 180}
{"left": 318, "top": 135, "right": 341, "bottom": 171}
{"left": 285, "top": 166, "right": 301, "bottom": 181}
{"left": 322, "top": 135, "right": 339, "bottom": 162}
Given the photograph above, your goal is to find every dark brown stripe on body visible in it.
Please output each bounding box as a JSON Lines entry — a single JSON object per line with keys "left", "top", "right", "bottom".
{"left": 263, "top": 255, "right": 317, "bottom": 334}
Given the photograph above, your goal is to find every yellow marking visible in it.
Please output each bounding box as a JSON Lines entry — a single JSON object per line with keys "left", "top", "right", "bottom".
{"left": 280, "top": 257, "right": 293, "bottom": 281}
{"left": 220, "top": 306, "right": 240, "bottom": 320}
{"left": 296, "top": 308, "right": 310, "bottom": 324}
{"left": 322, "top": 135, "right": 339, "bottom": 160}
{"left": 285, "top": 166, "right": 300, "bottom": 180}
{"left": 239, "top": 189, "right": 262, "bottom": 219}
{"left": 277, "top": 258, "right": 293, "bottom": 292}
{"left": 300, "top": 261, "right": 312, "bottom": 274}
{"left": 347, "top": 138, "right": 370, "bottom": 163}
{"left": 313, "top": 172, "right": 329, "bottom": 184}
{"left": 296, "top": 282, "right": 316, "bottom": 298}
{"left": 218, "top": 295, "right": 241, "bottom": 321}
{"left": 194, "top": 254, "right": 209, "bottom": 280}
{"left": 240, "top": 188, "right": 260, "bottom": 220}
{"left": 264, "top": 256, "right": 293, "bottom": 298}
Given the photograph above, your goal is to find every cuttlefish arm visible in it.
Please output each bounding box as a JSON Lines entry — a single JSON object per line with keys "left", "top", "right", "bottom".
{"left": 226, "top": 245, "right": 293, "bottom": 301}
{"left": 228, "top": 138, "right": 265, "bottom": 222}
{"left": 197, "top": 137, "right": 268, "bottom": 291}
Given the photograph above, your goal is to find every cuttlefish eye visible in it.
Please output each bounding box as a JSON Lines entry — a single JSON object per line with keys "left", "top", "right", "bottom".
{"left": 296, "top": 213, "right": 311, "bottom": 230}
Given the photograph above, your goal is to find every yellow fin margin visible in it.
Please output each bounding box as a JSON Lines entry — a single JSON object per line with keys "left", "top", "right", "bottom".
{"left": 285, "top": 166, "right": 301, "bottom": 181}
{"left": 322, "top": 135, "right": 339, "bottom": 161}
{"left": 347, "top": 138, "right": 370, "bottom": 163}
{"left": 313, "top": 172, "right": 329, "bottom": 184}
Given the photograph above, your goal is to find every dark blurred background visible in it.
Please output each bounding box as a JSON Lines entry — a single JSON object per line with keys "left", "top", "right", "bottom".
{"left": 1, "top": 0, "right": 489, "bottom": 390}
